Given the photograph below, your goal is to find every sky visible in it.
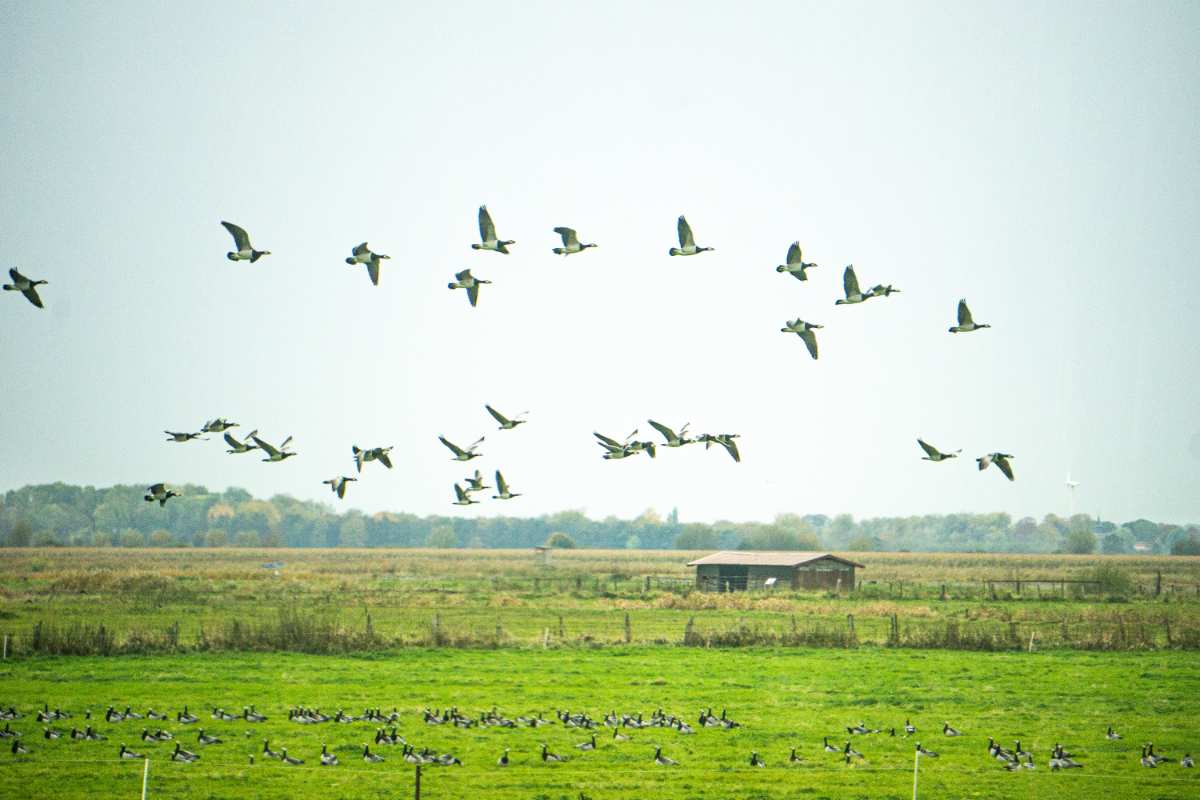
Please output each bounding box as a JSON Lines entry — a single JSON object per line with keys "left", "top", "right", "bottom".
{"left": 2, "top": 2, "right": 1198, "bottom": 525}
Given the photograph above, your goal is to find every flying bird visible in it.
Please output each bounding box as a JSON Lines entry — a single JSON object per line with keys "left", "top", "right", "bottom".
{"left": 868, "top": 283, "right": 901, "bottom": 298}
{"left": 917, "top": 439, "right": 961, "bottom": 462}
{"left": 220, "top": 221, "right": 270, "bottom": 262}
{"left": 322, "top": 476, "right": 357, "bottom": 499}
{"left": 485, "top": 405, "right": 527, "bottom": 430}
{"left": 595, "top": 429, "right": 640, "bottom": 460}
{"left": 977, "top": 452, "right": 1015, "bottom": 481}
{"left": 200, "top": 418, "right": 238, "bottom": 433}
{"left": 552, "top": 227, "right": 597, "bottom": 255}
{"left": 949, "top": 299, "right": 990, "bottom": 333}
{"left": 776, "top": 242, "right": 817, "bottom": 281}
{"left": 452, "top": 483, "right": 478, "bottom": 506}
{"left": 492, "top": 471, "right": 521, "bottom": 500}
{"left": 448, "top": 269, "right": 491, "bottom": 307}
{"left": 472, "top": 205, "right": 514, "bottom": 254}
{"left": 668, "top": 216, "right": 713, "bottom": 256}
{"left": 463, "top": 469, "right": 491, "bottom": 493}
{"left": 697, "top": 433, "right": 741, "bottom": 463}
{"left": 144, "top": 484, "right": 179, "bottom": 507}
{"left": 835, "top": 265, "right": 871, "bottom": 305}
{"left": 780, "top": 318, "right": 822, "bottom": 360}
{"left": 165, "top": 431, "right": 205, "bottom": 443}
{"left": 352, "top": 445, "right": 394, "bottom": 472}
{"left": 3, "top": 268, "right": 48, "bottom": 308}
{"left": 647, "top": 420, "right": 694, "bottom": 447}
{"left": 346, "top": 242, "right": 390, "bottom": 286}
{"left": 224, "top": 430, "right": 259, "bottom": 454}
{"left": 252, "top": 435, "right": 297, "bottom": 463}
{"left": 439, "top": 436, "right": 484, "bottom": 461}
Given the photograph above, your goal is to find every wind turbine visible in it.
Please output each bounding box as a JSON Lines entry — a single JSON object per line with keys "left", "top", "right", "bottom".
{"left": 1065, "top": 473, "right": 1080, "bottom": 516}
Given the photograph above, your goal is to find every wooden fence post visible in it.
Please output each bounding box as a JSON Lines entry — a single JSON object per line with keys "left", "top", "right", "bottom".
{"left": 1155, "top": 571, "right": 1162, "bottom": 597}
{"left": 624, "top": 613, "right": 632, "bottom": 644}
{"left": 846, "top": 614, "right": 856, "bottom": 645}
{"left": 414, "top": 763, "right": 421, "bottom": 800}
{"left": 558, "top": 615, "right": 564, "bottom": 638}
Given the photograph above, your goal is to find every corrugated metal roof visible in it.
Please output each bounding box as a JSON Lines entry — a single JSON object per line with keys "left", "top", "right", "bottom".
{"left": 686, "top": 551, "right": 865, "bottom": 569}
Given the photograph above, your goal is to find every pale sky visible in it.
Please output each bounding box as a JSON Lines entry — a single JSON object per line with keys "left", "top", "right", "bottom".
{"left": 2, "top": 2, "right": 1198, "bottom": 525}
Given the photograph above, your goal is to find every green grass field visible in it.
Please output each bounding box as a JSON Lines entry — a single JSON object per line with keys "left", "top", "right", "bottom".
{"left": 1, "top": 648, "right": 1198, "bottom": 799}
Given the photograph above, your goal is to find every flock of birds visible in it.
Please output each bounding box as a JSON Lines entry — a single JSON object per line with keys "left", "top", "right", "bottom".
{"left": 9, "top": 204, "right": 1020, "bottom": 517}
{"left": 1, "top": 703, "right": 1193, "bottom": 776}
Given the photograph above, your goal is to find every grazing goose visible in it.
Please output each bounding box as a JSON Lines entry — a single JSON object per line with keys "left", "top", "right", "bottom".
{"left": 200, "top": 418, "right": 237, "bottom": 433}
{"left": 177, "top": 707, "right": 199, "bottom": 724}
{"left": 749, "top": 751, "right": 765, "bottom": 767}
{"left": 541, "top": 744, "right": 566, "bottom": 763}
{"left": 447, "top": 269, "right": 491, "bottom": 307}
{"left": 949, "top": 299, "right": 990, "bottom": 333}
{"left": 943, "top": 723, "right": 963, "bottom": 737}
{"left": 780, "top": 318, "right": 822, "bottom": 360}
{"left": 918, "top": 439, "right": 961, "bottom": 462}
{"left": 977, "top": 452, "right": 1015, "bottom": 481}
{"left": 497, "top": 748, "right": 509, "bottom": 766}
{"left": 1141, "top": 745, "right": 1157, "bottom": 768}
{"left": 844, "top": 741, "right": 864, "bottom": 760}
{"left": 789, "top": 747, "right": 802, "bottom": 763}
{"left": 252, "top": 435, "right": 297, "bottom": 462}
{"left": 916, "top": 743, "right": 939, "bottom": 758}
{"left": 172, "top": 743, "right": 199, "bottom": 762}
{"left": 1106, "top": 726, "right": 1122, "bottom": 740}
{"left": 668, "top": 215, "right": 712, "bottom": 256}
{"left": 654, "top": 747, "right": 678, "bottom": 766}
{"left": 144, "top": 483, "right": 179, "bottom": 507}
{"left": 553, "top": 227, "right": 597, "bottom": 255}
{"left": 697, "top": 433, "right": 741, "bottom": 463}
{"left": 485, "top": 404, "right": 528, "bottom": 430}
{"left": 119, "top": 744, "right": 144, "bottom": 759}
{"left": 648, "top": 420, "right": 694, "bottom": 447}
{"left": 280, "top": 748, "right": 304, "bottom": 765}
{"left": 835, "top": 265, "right": 871, "bottom": 305}
{"left": 345, "top": 242, "right": 390, "bottom": 286}
{"left": 320, "top": 743, "right": 339, "bottom": 766}
{"left": 362, "top": 744, "right": 385, "bottom": 763}
{"left": 492, "top": 470, "right": 521, "bottom": 500}
{"left": 220, "top": 221, "right": 270, "bottom": 262}
{"left": 1181, "top": 753, "right": 1194, "bottom": 768}
{"left": 823, "top": 736, "right": 839, "bottom": 753}
{"left": 576, "top": 735, "right": 597, "bottom": 751}
{"left": 776, "top": 242, "right": 817, "bottom": 281}
{"left": 197, "top": 729, "right": 222, "bottom": 745}
{"left": 439, "top": 435, "right": 484, "bottom": 461}
{"left": 165, "top": 430, "right": 205, "bottom": 443}
{"left": 472, "top": 205, "right": 514, "bottom": 254}
{"left": 3, "top": 268, "right": 48, "bottom": 308}
{"left": 452, "top": 483, "right": 478, "bottom": 506}
{"left": 322, "top": 476, "right": 356, "bottom": 499}
{"left": 262, "top": 740, "right": 281, "bottom": 760}
{"left": 223, "top": 430, "right": 259, "bottom": 454}
{"left": 464, "top": 469, "right": 491, "bottom": 493}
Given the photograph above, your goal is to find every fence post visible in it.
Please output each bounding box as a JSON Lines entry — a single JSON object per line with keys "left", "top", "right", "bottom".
{"left": 2, "top": 634, "right": 7, "bottom": 660}
{"left": 414, "top": 763, "right": 421, "bottom": 800}
{"left": 1155, "top": 571, "right": 1162, "bottom": 597}
{"left": 141, "top": 758, "right": 149, "bottom": 800}
{"left": 912, "top": 747, "right": 920, "bottom": 800}
{"left": 624, "top": 613, "right": 632, "bottom": 644}
{"left": 846, "top": 614, "right": 856, "bottom": 646}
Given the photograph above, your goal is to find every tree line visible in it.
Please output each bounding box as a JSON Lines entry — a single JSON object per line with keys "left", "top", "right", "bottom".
{"left": 1, "top": 482, "right": 1198, "bottom": 555}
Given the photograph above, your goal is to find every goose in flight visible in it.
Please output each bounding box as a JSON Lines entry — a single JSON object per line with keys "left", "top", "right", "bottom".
{"left": 440, "top": 435, "right": 484, "bottom": 461}
{"left": 472, "top": 205, "right": 514, "bottom": 254}
{"left": 835, "top": 265, "right": 871, "bottom": 305}
{"left": 352, "top": 445, "right": 394, "bottom": 472}
{"left": 448, "top": 269, "right": 491, "bottom": 307}
{"left": 776, "top": 242, "right": 817, "bottom": 281}
{"left": 144, "top": 484, "right": 179, "bottom": 507}
{"left": 917, "top": 439, "right": 961, "bottom": 462}
{"left": 668, "top": 215, "right": 713, "bottom": 256}
{"left": 868, "top": 283, "right": 901, "bottom": 298}
{"left": 485, "top": 404, "right": 527, "bottom": 430}
{"left": 648, "top": 420, "right": 694, "bottom": 447}
{"left": 552, "top": 227, "right": 597, "bottom": 255}
{"left": 224, "top": 429, "right": 258, "bottom": 454}
{"left": 220, "top": 221, "right": 270, "bottom": 262}
{"left": 595, "top": 429, "right": 639, "bottom": 460}
{"left": 200, "top": 418, "right": 238, "bottom": 433}
{"left": 977, "top": 452, "right": 1015, "bottom": 481}
{"left": 492, "top": 471, "right": 521, "bottom": 500}
{"left": 3, "top": 268, "right": 48, "bottom": 308}
{"left": 464, "top": 469, "right": 491, "bottom": 493}
{"left": 346, "top": 242, "right": 390, "bottom": 286}
{"left": 165, "top": 430, "right": 205, "bottom": 443}
{"left": 452, "top": 483, "right": 477, "bottom": 506}
{"left": 697, "top": 433, "right": 741, "bottom": 463}
{"left": 949, "top": 299, "right": 990, "bottom": 333}
{"left": 252, "top": 435, "right": 297, "bottom": 462}
{"left": 780, "top": 318, "right": 822, "bottom": 360}
{"left": 322, "top": 476, "right": 357, "bottom": 499}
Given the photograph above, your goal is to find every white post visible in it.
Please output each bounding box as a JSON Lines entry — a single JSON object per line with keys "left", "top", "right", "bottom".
{"left": 912, "top": 748, "right": 919, "bottom": 800}
{"left": 141, "top": 758, "right": 149, "bottom": 799}
{"left": 2, "top": 634, "right": 7, "bottom": 659}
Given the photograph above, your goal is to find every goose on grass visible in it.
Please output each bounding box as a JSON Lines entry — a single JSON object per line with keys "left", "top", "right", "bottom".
{"left": 144, "top": 483, "right": 179, "bottom": 506}
{"left": 172, "top": 743, "right": 199, "bottom": 762}
{"left": 362, "top": 744, "right": 385, "bottom": 763}
{"left": 780, "top": 318, "right": 822, "bottom": 360}
{"left": 949, "top": 299, "right": 990, "bottom": 333}
{"left": 448, "top": 269, "right": 491, "bottom": 307}
{"left": 776, "top": 242, "right": 817, "bottom": 281}
{"left": 220, "top": 221, "right": 270, "bottom": 262}
{"left": 917, "top": 439, "right": 961, "bottom": 462}
{"left": 320, "top": 743, "right": 338, "bottom": 766}
{"left": 541, "top": 744, "right": 566, "bottom": 763}
{"left": 472, "top": 206, "right": 514, "bottom": 254}
{"left": 119, "top": 744, "right": 144, "bottom": 759}
{"left": 668, "top": 215, "right": 712, "bottom": 256}
{"left": 4, "top": 268, "right": 48, "bottom": 308}
{"left": 345, "top": 242, "right": 390, "bottom": 286}
{"left": 553, "top": 227, "right": 597, "bottom": 255}
{"left": 653, "top": 747, "right": 678, "bottom": 766}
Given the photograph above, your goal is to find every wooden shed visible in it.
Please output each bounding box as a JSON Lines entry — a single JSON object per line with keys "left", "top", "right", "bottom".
{"left": 686, "top": 551, "right": 865, "bottom": 592}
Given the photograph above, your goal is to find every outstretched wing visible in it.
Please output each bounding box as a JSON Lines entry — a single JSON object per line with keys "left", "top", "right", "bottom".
{"left": 8, "top": 268, "right": 22, "bottom": 282}
{"left": 467, "top": 282, "right": 479, "bottom": 307}
{"left": 377, "top": 452, "right": 393, "bottom": 469}
{"left": 843, "top": 265, "right": 860, "bottom": 298}
{"left": 280, "top": 436, "right": 293, "bottom": 451}
{"left": 677, "top": 216, "right": 694, "bottom": 248}
{"left": 148, "top": 483, "right": 165, "bottom": 496}
{"left": 647, "top": 420, "right": 676, "bottom": 442}
{"left": 221, "top": 221, "right": 251, "bottom": 251}
{"left": 594, "top": 432, "right": 622, "bottom": 448}
{"left": 223, "top": 432, "right": 242, "bottom": 449}
{"left": 722, "top": 437, "right": 741, "bottom": 463}
{"left": 553, "top": 227, "right": 578, "bottom": 247}
{"left": 367, "top": 258, "right": 381, "bottom": 286}
{"left": 495, "top": 471, "right": 509, "bottom": 494}
{"left": 467, "top": 436, "right": 485, "bottom": 451}
{"left": 485, "top": 404, "right": 511, "bottom": 426}
{"left": 22, "top": 286, "right": 44, "bottom": 308}
{"left": 352, "top": 242, "right": 370, "bottom": 256}
{"left": 453, "top": 483, "right": 469, "bottom": 502}
{"left": 478, "top": 205, "right": 496, "bottom": 242}
{"left": 439, "top": 436, "right": 466, "bottom": 457}
{"left": 786, "top": 242, "right": 802, "bottom": 266}
{"left": 336, "top": 479, "right": 349, "bottom": 499}
{"left": 917, "top": 438, "right": 940, "bottom": 459}
{"left": 252, "top": 436, "right": 280, "bottom": 457}
{"left": 996, "top": 456, "right": 1015, "bottom": 481}
{"left": 957, "top": 299, "right": 973, "bottom": 326}
{"left": 799, "top": 328, "right": 819, "bottom": 360}
{"left": 454, "top": 268, "right": 472, "bottom": 283}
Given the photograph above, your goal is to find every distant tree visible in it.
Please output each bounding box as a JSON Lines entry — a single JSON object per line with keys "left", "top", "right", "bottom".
{"left": 234, "top": 530, "right": 261, "bottom": 547}
{"left": 466, "top": 535, "right": 484, "bottom": 549}
{"left": 739, "top": 525, "right": 819, "bottom": 551}
{"left": 6, "top": 519, "right": 32, "bottom": 547}
{"left": 339, "top": 514, "right": 368, "bottom": 548}
{"left": 1064, "top": 529, "right": 1097, "bottom": 554}
{"left": 625, "top": 534, "right": 641, "bottom": 549}
{"left": 667, "top": 507, "right": 679, "bottom": 525}
{"left": 673, "top": 524, "right": 718, "bottom": 550}
{"left": 32, "top": 530, "right": 58, "bottom": 547}
{"left": 260, "top": 530, "right": 282, "bottom": 548}
{"left": 847, "top": 534, "right": 876, "bottom": 552}
{"left": 91, "top": 531, "right": 112, "bottom": 547}
{"left": 545, "top": 532, "right": 576, "bottom": 549}
{"left": 119, "top": 529, "right": 146, "bottom": 548}
{"left": 205, "top": 530, "right": 228, "bottom": 548}
{"left": 1101, "top": 529, "right": 1134, "bottom": 555}
{"left": 1093, "top": 520, "right": 1117, "bottom": 535}
{"left": 148, "top": 530, "right": 173, "bottom": 547}
{"left": 1171, "top": 534, "right": 1200, "bottom": 556}
{"left": 426, "top": 526, "right": 459, "bottom": 549}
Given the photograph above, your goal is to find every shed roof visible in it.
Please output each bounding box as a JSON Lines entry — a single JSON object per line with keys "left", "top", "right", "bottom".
{"left": 686, "top": 551, "right": 865, "bottom": 569}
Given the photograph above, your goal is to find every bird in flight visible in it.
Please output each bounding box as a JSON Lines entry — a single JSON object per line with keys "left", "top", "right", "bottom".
{"left": 220, "top": 221, "right": 270, "bottom": 262}
{"left": 3, "top": 268, "right": 48, "bottom": 308}
{"left": 668, "top": 216, "right": 713, "bottom": 256}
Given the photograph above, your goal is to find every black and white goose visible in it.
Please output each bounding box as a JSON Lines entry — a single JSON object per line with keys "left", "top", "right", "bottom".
{"left": 448, "top": 269, "right": 491, "bottom": 307}
{"left": 439, "top": 435, "right": 484, "bottom": 461}
{"left": 322, "top": 476, "right": 356, "bottom": 500}
{"left": 541, "top": 744, "right": 566, "bottom": 763}
{"left": 345, "top": 242, "right": 390, "bottom": 286}
{"left": 464, "top": 470, "right": 490, "bottom": 493}
{"left": 197, "top": 729, "right": 222, "bottom": 745}
{"left": 497, "top": 748, "right": 510, "bottom": 766}
{"left": 697, "top": 433, "right": 741, "bottom": 463}
{"left": 776, "top": 242, "right": 817, "bottom": 281}
{"left": 823, "top": 736, "right": 839, "bottom": 753}
{"left": 1106, "top": 726, "right": 1122, "bottom": 740}
{"left": 165, "top": 430, "right": 205, "bottom": 443}
{"left": 553, "top": 227, "right": 597, "bottom": 255}
{"left": 575, "top": 735, "right": 597, "bottom": 751}
{"left": 9, "top": 739, "right": 28, "bottom": 755}
{"left": 172, "top": 743, "right": 199, "bottom": 762}
{"left": 280, "top": 748, "right": 304, "bottom": 765}
{"left": 3, "top": 268, "right": 48, "bottom": 308}
{"left": 1141, "top": 745, "right": 1157, "bottom": 768}
{"left": 485, "top": 405, "right": 527, "bottom": 430}
{"left": 612, "top": 728, "right": 631, "bottom": 742}
{"left": 452, "top": 483, "right": 478, "bottom": 506}
{"left": 352, "top": 445, "right": 393, "bottom": 471}
{"left": 844, "top": 741, "right": 864, "bottom": 760}
{"left": 949, "top": 299, "right": 990, "bottom": 333}
{"left": 177, "top": 707, "right": 199, "bottom": 724}
{"left": 472, "top": 206, "right": 514, "bottom": 254}
{"left": 144, "top": 483, "right": 179, "bottom": 507}
{"left": 648, "top": 420, "right": 694, "bottom": 448}
{"left": 654, "top": 747, "right": 678, "bottom": 766}
{"left": 221, "top": 221, "right": 270, "bottom": 263}
{"left": 668, "top": 216, "right": 712, "bottom": 256}
{"left": 916, "top": 743, "right": 938, "bottom": 758}
{"left": 595, "top": 430, "right": 638, "bottom": 460}
{"left": 780, "top": 318, "right": 822, "bottom": 360}
{"left": 1182, "top": 753, "right": 1194, "bottom": 768}
{"left": 977, "top": 452, "right": 1015, "bottom": 481}
{"left": 918, "top": 439, "right": 961, "bottom": 462}
{"left": 789, "top": 747, "right": 802, "bottom": 763}
{"left": 868, "top": 283, "right": 901, "bottom": 298}
{"left": 835, "top": 266, "right": 871, "bottom": 305}
{"left": 262, "top": 740, "right": 281, "bottom": 760}
{"left": 119, "top": 744, "right": 144, "bottom": 759}
{"left": 320, "top": 743, "right": 339, "bottom": 766}
{"left": 252, "top": 435, "right": 297, "bottom": 463}
{"left": 492, "top": 471, "right": 521, "bottom": 500}
{"left": 224, "top": 430, "right": 258, "bottom": 454}
{"left": 943, "top": 723, "right": 963, "bottom": 737}
{"left": 44, "top": 727, "right": 63, "bottom": 739}
{"left": 749, "top": 751, "right": 765, "bottom": 767}
{"left": 201, "top": 418, "right": 238, "bottom": 433}
{"left": 362, "top": 744, "right": 385, "bottom": 763}
{"left": 904, "top": 720, "right": 916, "bottom": 736}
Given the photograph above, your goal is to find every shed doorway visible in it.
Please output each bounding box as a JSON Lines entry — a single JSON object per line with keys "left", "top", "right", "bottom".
{"left": 717, "top": 564, "right": 748, "bottom": 592}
